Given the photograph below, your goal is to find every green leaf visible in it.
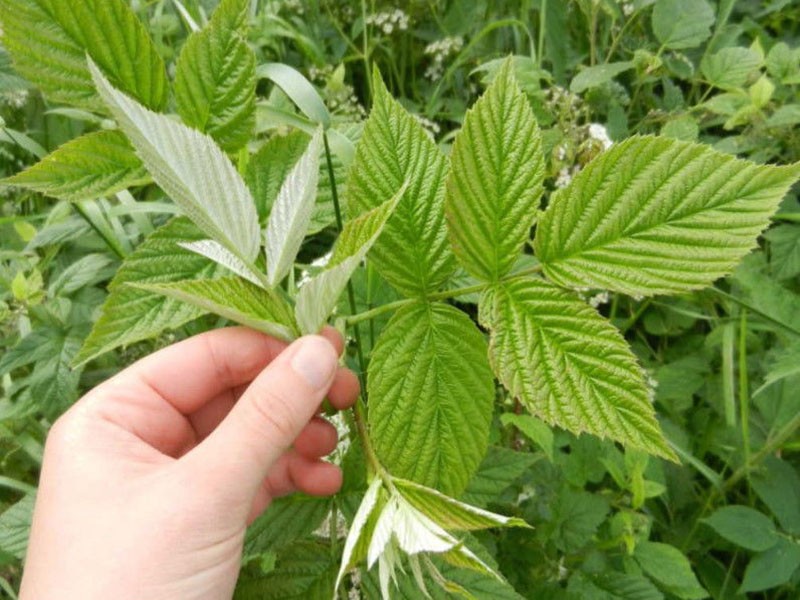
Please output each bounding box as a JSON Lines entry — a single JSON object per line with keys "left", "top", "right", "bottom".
{"left": 757, "top": 343, "right": 800, "bottom": 396}
{"left": 74, "top": 218, "right": 219, "bottom": 366}
{"left": 479, "top": 278, "right": 674, "bottom": 460}
{"left": 295, "top": 185, "right": 404, "bottom": 334}
{"left": 265, "top": 129, "right": 322, "bottom": 286}
{"left": 703, "top": 506, "right": 780, "bottom": 551}
{"left": 548, "top": 487, "right": 610, "bottom": 553}
{"left": 570, "top": 62, "right": 635, "bottom": 94}
{"left": 174, "top": 0, "right": 256, "bottom": 153}
{"left": 569, "top": 571, "right": 664, "bottom": 600}
{"left": 89, "top": 60, "right": 261, "bottom": 263}
{"left": 0, "top": 495, "right": 34, "bottom": 560}
{"left": 335, "top": 477, "right": 384, "bottom": 591}
{"left": 368, "top": 302, "right": 495, "bottom": 495}
{"left": 634, "top": 541, "right": 708, "bottom": 599}
{"left": 739, "top": 539, "right": 800, "bottom": 593}
{"left": 730, "top": 252, "right": 800, "bottom": 335}
{"left": 0, "top": 0, "right": 167, "bottom": 111}
{"left": 2, "top": 130, "right": 148, "bottom": 202}
{"left": 701, "top": 47, "right": 761, "bottom": 90}
{"left": 500, "top": 413, "right": 555, "bottom": 461}
{"left": 244, "top": 495, "right": 331, "bottom": 558}
{"left": 178, "top": 240, "right": 265, "bottom": 287}
{"left": 235, "top": 540, "right": 337, "bottom": 600}
{"left": 133, "top": 278, "right": 297, "bottom": 341}
{"left": 394, "top": 478, "right": 529, "bottom": 531}
{"left": 765, "top": 224, "right": 800, "bottom": 280}
{"left": 257, "top": 63, "right": 330, "bottom": 128}
{"left": 445, "top": 58, "right": 544, "bottom": 282}
{"left": 348, "top": 69, "right": 455, "bottom": 297}
{"left": 534, "top": 136, "right": 800, "bottom": 297}
{"left": 751, "top": 456, "right": 800, "bottom": 535}
{"left": 651, "top": 0, "right": 715, "bottom": 50}
{"left": 461, "top": 446, "right": 536, "bottom": 508}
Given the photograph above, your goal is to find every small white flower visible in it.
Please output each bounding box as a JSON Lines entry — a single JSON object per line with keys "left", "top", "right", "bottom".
{"left": 588, "top": 123, "right": 613, "bottom": 150}
{"left": 588, "top": 291, "right": 610, "bottom": 308}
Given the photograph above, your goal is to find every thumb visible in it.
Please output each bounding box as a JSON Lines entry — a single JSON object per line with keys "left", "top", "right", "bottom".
{"left": 185, "top": 335, "right": 339, "bottom": 498}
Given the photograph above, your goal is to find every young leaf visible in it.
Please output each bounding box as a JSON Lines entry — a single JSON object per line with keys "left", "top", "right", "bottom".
{"left": 178, "top": 240, "right": 265, "bottom": 287}
{"left": 393, "top": 478, "right": 529, "bottom": 531}
{"left": 174, "top": 0, "right": 255, "bottom": 152}
{"left": 534, "top": 136, "right": 800, "bottom": 296}
{"left": 348, "top": 69, "right": 455, "bottom": 297}
{"left": 132, "top": 278, "right": 297, "bottom": 342}
{"left": 295, "top": 184, "right": 405, "bottom": 334}
{"left": 335, "top": 477, "right": 383, "bottom": 592}
{"left": 445, "top": 58, "right": 544, "bottom": 282}
{"left": 3, "top": 130, "right": 148, "bottom": 202}
{"left": 479, "top": 278, "right": 675, "bottom": 460}
{"left": 0, "top": 0, "right": 167, "bottom": 111}
{"left": 89, "top": 60, "right": 261, "bottom": 263}
{"left": 265, "top": 128, "right": 323, "bottom": 286}
{"left": 74, "top": 218, "right": 219, "bottom": 366}
{"left": 703, "top": 506, "right": 779, "bottom": 552}
{"left": 368, "top": 302, "right": 495, "bottom": 495}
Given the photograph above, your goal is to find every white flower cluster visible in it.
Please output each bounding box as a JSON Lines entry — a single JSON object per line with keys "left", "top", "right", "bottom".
{"left": 366, "top": 9, "right": 410, "bottom": 35}
{"left": 555, "top": 165, "right": 581, "bottom": 189}
{"left": 412, "top": 113, "right": 441, "bottom": 138}
{"left": 587, "top": 123, "right": 613, "bottom": 150}
{"left": 588, "top": 291, "right": 610, "bottom": 309}
{"left": 546, "top": 85, "right": 581, "bottom": 110}
{"left": 423, "top": 36, "right": 464, "bottom": 80}
{"left": 2, "top": 90, "right": 29, "bottom": 110}
{"left": 618, "top": 1, "right": 635, "bottom": 17}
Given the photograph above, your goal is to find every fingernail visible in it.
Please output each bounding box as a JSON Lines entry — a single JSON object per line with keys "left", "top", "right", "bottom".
{"left": 291, "top": 336, "right": 337, "bottom": 389}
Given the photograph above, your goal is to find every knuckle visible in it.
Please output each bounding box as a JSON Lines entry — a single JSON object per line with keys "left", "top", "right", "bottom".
{"left": 246, "top": 385, "right": 299, "bottom": 444}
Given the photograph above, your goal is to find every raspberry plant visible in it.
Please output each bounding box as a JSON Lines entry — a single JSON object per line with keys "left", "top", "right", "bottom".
{"left": 2, "top": 0, "right": 800, "bottom": 598}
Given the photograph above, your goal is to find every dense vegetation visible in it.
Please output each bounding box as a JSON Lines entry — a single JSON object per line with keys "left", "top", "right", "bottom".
{"left": 1, "top": 1, "right": 800, "bottom": 598}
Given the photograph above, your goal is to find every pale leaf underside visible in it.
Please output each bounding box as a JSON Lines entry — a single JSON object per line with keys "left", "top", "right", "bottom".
{"left": 90, "top": 60, "right": 261, "bottom": 263}
{"left": 535, "top": 135, "right": 800, "bottom": 296}
{"left": 480, "top": 277, "right": 675, "bottom": 460}
{"left": 445, "top": 58, "right": 544, "bottom": 282}
{"left": 368, "top": 302, "right": 495, "bottom": 495}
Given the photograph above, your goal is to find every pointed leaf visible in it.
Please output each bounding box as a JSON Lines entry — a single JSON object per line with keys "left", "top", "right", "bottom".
{"left": 3, "top": 130, "right": 148, "bottom": 202}
{"left": 394, "top": 478, "right": 529, "bottom": 531}
{"left": 335, "top": 477, "right": 383, "bottom": 591}
{"left": 634, "top": 542, "right": 708, "bottom": 599}
{"left": 178, "top": 240, "right": 264, "bottom": 287}
{"left": 0, "top": 0, "right": 167, "bottom": 111}
{"left": 461, "top": 447, "right": 537, "bottom": 508}
{"left": 368, "top": 302, "right": 495, "bottom": 495}
{"left": 445, "top": 58, "right": 544, "bottom": 282}
{"left": 265, "top": 128, "right": 323, "bottom": 286}
{"left": 133, "top": 278, "right": 297, "bottom": 341}
{"left": 703, "top": 506, "right": 779, "bottom": 552}
{"left": 479, "top": 278, "right": 675, "bottom": 460}
{"left": 739, "top": 538, "right": 800, "bottom": 593}
{"left": 257, "top": 63, "right": 330, "bottom": 128}
{"left": 348, "top": 69, "right": 455, "bottom": 296}
{"left": 174, "top": 0, "right": 255, "bottom": 152}
{"left": 89, "top": 60, "right": 261, "bottom": 262}
{"left": 534, "top": 136, "right": 800, "bottom": 296}
{"left": 295, "top": 185, "right": 405, "bottom": 334}
{"left": 74, "top": 218, "right": 219, "bottom": 366}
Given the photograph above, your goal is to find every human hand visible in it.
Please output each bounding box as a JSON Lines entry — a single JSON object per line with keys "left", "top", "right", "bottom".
{"left": 19, "top": 327, "right": 359, "bottom": 600}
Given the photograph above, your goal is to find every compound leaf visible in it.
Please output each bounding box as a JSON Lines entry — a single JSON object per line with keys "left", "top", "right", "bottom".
{"left": 445, "top": 58, "right": 544, "bottom": 282}
{"left": 0, "top": 0, "right": 167, "bottom": 111}
{"left": 3, "top": 130, "right": 147, "bottom": 202}
{"left": 534, "top": 136, "right": 800, "bottom": 297}
{"left": 348, "top": 69, "right": 455, "bottom": 297}
{"left": 295, "top": 185, "right": 404, "bottom": 334}
{"left": 74, "top": 218, "right": 219, "bottom": 366}
{"left": 265, "top": 129, "right": 322, "bottom": 286}
{"left": 174, "top": 0, "right": 255, "bottom": 152}
{"left": 90, "top": 60, "right": 261, "bottom": 263}
{"left": 479, "top": 278, "right": 674, "bottom": 460}
{"left": 134, "top": 277, "right": 297, "bottom": 342}
{"left": 368, "top": 302, "right": 495, "bottom": 495}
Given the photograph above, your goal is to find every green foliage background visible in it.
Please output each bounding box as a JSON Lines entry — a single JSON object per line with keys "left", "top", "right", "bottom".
{"left": 1, "top": 0, "right": 800, "bottom": 598}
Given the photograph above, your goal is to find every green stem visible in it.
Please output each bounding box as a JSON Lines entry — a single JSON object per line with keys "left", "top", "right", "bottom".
{"left": 537, "top": 0, "right": 547, "bottom": 69}
{"left": 738, "top": 309, "right": 751, "bottom": 479}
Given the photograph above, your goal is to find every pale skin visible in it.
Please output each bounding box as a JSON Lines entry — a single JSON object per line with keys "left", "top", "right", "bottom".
{"left": 19, "top": 326, "right": 360, "bottom": 600}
